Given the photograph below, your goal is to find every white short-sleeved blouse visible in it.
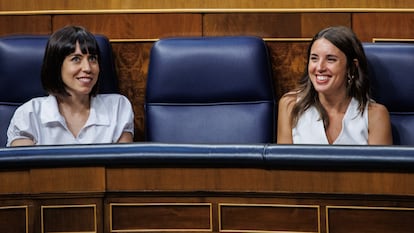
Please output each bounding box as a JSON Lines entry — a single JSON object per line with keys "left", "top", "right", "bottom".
{"left": 7, "top": 94, "right": 134, "bottom": 146}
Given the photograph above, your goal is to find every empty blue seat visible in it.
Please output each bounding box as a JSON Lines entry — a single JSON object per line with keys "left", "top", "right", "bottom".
{"left": 145, "top": 36, "right": 275, "bottom": 143}
{"left": 364, "top": 43, "right": 414, "bottom": 145}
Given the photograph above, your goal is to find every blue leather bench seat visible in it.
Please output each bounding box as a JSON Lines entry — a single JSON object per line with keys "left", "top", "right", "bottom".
{"left": 145, "top": 36, "right": 275, "bottom": 144}
{"left": 364, "top": 43, "right": 414, "bottom": 145}
{"left": 1, "top": 143, "right": 413, "bottom": 171}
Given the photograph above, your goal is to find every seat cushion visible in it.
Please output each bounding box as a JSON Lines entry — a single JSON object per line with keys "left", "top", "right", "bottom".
{"left": 364, "top": 43, "right": 414, "bottom": 145}
{"left": 145, "top": 36, "right": 275, "bottom": 143}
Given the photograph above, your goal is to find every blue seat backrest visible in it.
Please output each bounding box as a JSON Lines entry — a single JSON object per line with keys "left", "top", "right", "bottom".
{"left": 0, "top": 34, "right": 119, "bottom": 147}
{"left": 145, "top": 36, "right": 275, "bottom": 143}
{"left": 363, "top": 43, "right": 414, "bottom": 145}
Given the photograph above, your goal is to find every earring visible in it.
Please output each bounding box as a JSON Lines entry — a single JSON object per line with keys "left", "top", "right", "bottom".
{"left": 347, "top": 73, "right": 355, "bottom": 85}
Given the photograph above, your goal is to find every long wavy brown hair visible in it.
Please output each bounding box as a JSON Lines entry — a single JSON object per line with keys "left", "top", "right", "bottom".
{"left": 289, "top": 26, "right": 371, "bottom": 128}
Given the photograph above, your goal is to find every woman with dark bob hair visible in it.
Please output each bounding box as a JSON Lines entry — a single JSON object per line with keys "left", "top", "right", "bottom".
{"left": 7, "top": 25, "right": 134, "bottom": 146}
{"left": 277, "top": 26, "right": 392, "bottom": 145}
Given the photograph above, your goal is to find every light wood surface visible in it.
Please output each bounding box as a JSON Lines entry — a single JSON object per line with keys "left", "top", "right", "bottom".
{"left": 1, "top": 0, "right": 414, "bottom": 12}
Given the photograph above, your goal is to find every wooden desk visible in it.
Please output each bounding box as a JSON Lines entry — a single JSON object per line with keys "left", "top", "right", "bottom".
{"left": 0, "top": 143, "right": 413, "bottom": 233}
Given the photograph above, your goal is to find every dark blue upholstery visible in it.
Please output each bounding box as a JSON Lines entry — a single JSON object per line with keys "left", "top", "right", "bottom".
{"left": 0, "top": 143, "right": 414, "bottom": 171}
{"left": 0, "top": 34, "right": 119, "bottom": 147}
{"left": 145, "top": 36, "right": 275, "bottom": 143}
{"left": 363, "top": 43, "right": 414, "bottom": 145}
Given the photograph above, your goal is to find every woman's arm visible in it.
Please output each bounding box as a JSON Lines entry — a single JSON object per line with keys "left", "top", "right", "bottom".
{"left": 10, "top": 138, "right": 35, "bottom": 147}
{"left": 368, "top": 102, "right": 393, "bottom": 145}
{"left": 117, "top": 132, "right": 133, "bottom": 143}
{"left": 277, "top": 94, "right": 296, "bottom": 144}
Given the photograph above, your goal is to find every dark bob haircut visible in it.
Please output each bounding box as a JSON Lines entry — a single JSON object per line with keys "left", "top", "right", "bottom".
{"left": 41, "top": 25, "right": 101, "bottom": 97}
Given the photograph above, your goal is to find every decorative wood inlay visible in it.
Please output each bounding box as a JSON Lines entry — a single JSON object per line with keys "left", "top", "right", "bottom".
{"left": 110, "top": 203, "right": 212, "bottom": 232}
{"left": 219, "top": 203, "right": 320, "bottom": 233}
{"left": 41, "top": 204, "right": 97, "bottom": 233}
{"left": 0, "top": 205, "right": 28, "bottom": 233}
{"left": 0, "top": 170, "right": 30, "bottom": 194}
{"left": 326, "top": 206, "right": 414, "bottom": 233}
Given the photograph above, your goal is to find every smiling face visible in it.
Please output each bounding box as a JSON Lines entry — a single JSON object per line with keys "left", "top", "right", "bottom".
{"left": 61, "top": 42, "right": 99, "bottom": 97}
{"left": 308, "top": 38, "right": 349, "bottom": 97}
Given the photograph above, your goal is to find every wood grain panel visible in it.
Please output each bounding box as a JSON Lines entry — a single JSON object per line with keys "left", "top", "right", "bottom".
{"left": 30, "top": 167, "right": 105, "bottom": 193}
{"left": 1, "top": 0, "right": 414, "bottom": 11}
{"left": 0, "top": 15, "right": 51, "bottom": 36}
{"left": 0, "top": 170, "right": 30, "bottom": 194}
{"left": 300, "top": 13, "right": 351, "bottom": 37}
{"left": 267, "top": 41, "right": 308, "bottom": 99}
{"left": 111, "top": 42, "right": 153, "bottom": 141}
{"left": 0, "top": 206, "right": 27, "bottom": 233}
{"left": 106, "top": 167, "right": 414, "bottom": 196}
{"left": 110, "top": 203, "right": 211, "bottom": 231}
{"left": 220, "top": 204, "right": 319, "bottom": 232}
{"left": 353, "top": 13, "right": 414, "bottom": 42}
{"left": 42, "top": 205, "right": 96, "bottom": 232}
{"left": 327, "top": 206, "right": 414, "bottom": 233}
{"left": 204, "top": 13, "right": 351, "bottom": 38}
{"left": 204, "top": 13, "right": 302, "bottom": 37}
{"left": 52, "top": 14, "right": 202, "bottom": 39}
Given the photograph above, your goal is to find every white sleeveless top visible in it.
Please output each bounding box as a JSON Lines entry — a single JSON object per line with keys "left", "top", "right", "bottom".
{"left": 292, "top": 98, "right": 368, "bottom": 145}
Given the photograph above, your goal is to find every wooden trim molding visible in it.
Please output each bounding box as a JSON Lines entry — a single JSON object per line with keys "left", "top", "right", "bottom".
{"left": 1, "top": 8, "right": 414, "bottom": 16}
{"left": 373, "top": 38, "right": 414, "bottom": 43}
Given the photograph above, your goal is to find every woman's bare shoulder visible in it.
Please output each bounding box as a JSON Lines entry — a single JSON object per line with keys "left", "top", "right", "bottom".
{"left": 368, "top": 102, "right": 393, "bottom": 145}
{"left": 368, "top": 102, "right": 390, "bottom": 115}
{"left": 368, "top": 102, "right": 391, "bottom": 124}
{"left": 279, "top": 91, "right": 298, "bottom": 107}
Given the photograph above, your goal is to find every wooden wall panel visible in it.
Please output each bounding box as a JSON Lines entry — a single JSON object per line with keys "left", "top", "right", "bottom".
{"left": 0, "top": 15, "right": 51, "bottom": 36}
{"left": 353, "top": 13, "right": 414, "bottom": 42}
{"left": 300, "top": 13, "right": 351, "bottom": 37}
{"left": 111, "top": 42, "right": 153, "bottom": 141}
{"left": 1, "top": 165, "right": 414, "bottom": 232}
{"left": 52, "top": 14, "right": 203, "bottom": 39}
{"left": 106, "top": 167, "right": 414, "bottom": 195}
{"left": 38, "top": 198, "right": 103, "bottom": 233}
{"left": 110, "top": 203, "right": 211, "bottom": 231}
{"left": 204, "top": 13, "right": 302, "bottom": 37}
{"left": 1, "top": 0, "right": 414, "bottom": 11}
{"left": 219, "top": 204, "right": 319, "bottom": 232}
{"left": 30, "top": 167, "right": 105, "bottom": 193}
{"left": 204, "top": 13, "right": 350, "bottom": 38}
{"left": 267, "top": 41, "right": 308, "bottom": 99}
{"left": 327, "top": 206, "right": 414, "bottom": 233}
{"left": 0, "top": 206, "right": 27, "bottom": 233}
{"left": 42, "top": 205, "right": 96, "bottom": 232}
